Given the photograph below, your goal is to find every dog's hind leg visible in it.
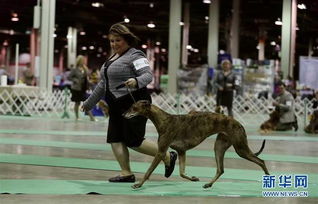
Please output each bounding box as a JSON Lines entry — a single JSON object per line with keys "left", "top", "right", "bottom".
{"left": 178, "top": 150, "right": 199, "bottom": 181}
{"left": 203, "top": 133, "right": 231, "bottom": 189}
{"left": 233, "top": 142, "right": 270, "bottom": 175}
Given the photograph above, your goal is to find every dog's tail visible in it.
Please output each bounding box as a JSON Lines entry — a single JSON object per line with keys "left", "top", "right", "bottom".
{"left": 254, "top": 140, "right": 266, "bottom": 156}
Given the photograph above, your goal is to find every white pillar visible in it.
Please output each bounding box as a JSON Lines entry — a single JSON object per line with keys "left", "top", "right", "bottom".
{"left": 39, "top": 0, "right": 56, "bottom": 91}
{"left": 67, "top": 27, "right": 77, "bottom": 68}
{"left": 281, "top": 0, "right": 297, "bottom": 78}
{"left": 167, "top": 0, "right": 182, "bottom": 94}
{"left": 258, "top": 28, "right": 266, "bottom": 61}
{"left": 230, "top": 0, "right": 240, "bottom": 58}
{"left": 181, "top": 2, "right": 190, "bottom": 67}
{"left": 207, "top": 0, "right": 219, "bottom": 68}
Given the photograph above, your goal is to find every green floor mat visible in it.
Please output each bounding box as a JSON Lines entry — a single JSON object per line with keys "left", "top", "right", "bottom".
{"left": 1, "top": 153, "right": 317, "bottom": 184}
{"left": 0, "top": 179, "right": 317, "bottom": 197}
{"left": 1, "top": 137, "right": 317, "bottom": 164}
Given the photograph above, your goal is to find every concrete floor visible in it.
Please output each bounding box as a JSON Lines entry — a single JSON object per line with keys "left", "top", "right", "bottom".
{"left": 0, "top": 114, "right": 317, "bottom": 203}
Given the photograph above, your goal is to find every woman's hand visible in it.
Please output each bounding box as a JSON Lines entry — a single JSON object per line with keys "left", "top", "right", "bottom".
{"left": 125, "top": 78, "right": 137, "bottom": 88}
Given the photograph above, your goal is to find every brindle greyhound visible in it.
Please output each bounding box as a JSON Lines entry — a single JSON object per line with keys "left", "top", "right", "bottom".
{"left": 123, "top": 100, "right": 270, "bottom": 189}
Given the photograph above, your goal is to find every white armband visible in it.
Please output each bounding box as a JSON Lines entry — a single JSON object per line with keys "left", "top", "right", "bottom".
{"left": 133, "top": 58, "right": 149, "bottom": 70}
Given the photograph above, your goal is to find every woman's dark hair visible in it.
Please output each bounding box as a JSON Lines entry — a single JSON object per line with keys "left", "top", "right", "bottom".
{"left": 109, "top": 23, "right": 140, "bottom": 47}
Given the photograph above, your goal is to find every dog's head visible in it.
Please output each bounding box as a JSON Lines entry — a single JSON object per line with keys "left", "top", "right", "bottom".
{"left": 215, "top": 106, "right": 225, "bottom": 115}
{"left": 269, "top": 109, "right": 280, "bottom": 122}
{"left": 123, "top": 100, "right": 151, "bottom": 119}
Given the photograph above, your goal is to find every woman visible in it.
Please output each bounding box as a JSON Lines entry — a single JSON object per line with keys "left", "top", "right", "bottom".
{"left": 214, "top": 59, "right": 236, "bottom": 117}
{"left": 82, "top": 23, "right": 177, "bottom": 183}
{"left": 68, "top": 55, "right": 95, "bottom": 121}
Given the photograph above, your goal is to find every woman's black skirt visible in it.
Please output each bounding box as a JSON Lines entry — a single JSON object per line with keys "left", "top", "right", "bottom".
{"left": 105, "top": 88, "right": 151, "bottom": 147}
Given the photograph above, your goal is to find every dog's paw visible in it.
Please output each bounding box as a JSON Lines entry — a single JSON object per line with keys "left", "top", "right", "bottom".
{"left": 131, "top": 183, "right": 143, "bottom": 189}
{"left": 203, "top": 183, "right": 212, "bottom": 188}
{"left": 191, "top": 176, "right": 199, "bottom": 181}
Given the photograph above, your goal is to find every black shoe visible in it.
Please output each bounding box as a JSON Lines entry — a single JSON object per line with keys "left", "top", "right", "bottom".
{"left": 165, "top": 151, "right": 177, "bottom": 178}
{"left": 108, "top": 174, "right": 135, "bottom": 183}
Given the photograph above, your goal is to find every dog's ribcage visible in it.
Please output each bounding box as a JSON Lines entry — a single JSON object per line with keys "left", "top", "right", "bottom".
{"left": 157, "top": 113, "right": 241, "bottom": 152}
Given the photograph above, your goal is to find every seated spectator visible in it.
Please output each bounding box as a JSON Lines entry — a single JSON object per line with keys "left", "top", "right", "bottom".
{"left": 272, "top": 81, "right": 298, "bottom": 131}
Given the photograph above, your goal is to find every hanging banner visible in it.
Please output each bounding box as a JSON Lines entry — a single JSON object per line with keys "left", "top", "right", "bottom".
{"left": 299, "top": 56, "right": 318, "bottom": 90}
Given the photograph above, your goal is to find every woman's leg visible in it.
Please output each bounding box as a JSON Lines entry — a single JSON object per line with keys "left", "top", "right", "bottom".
{"left": 86, "top": 110, "right": 96, "bottom": 121}
{"left": 131, "top": 140, "right": 171, "bottom": 166}
{"left": 111, "top": 142, "right": 133, "bottom": 176}
{"left": 74, "top": 102, "right": 80, "bottom": 120}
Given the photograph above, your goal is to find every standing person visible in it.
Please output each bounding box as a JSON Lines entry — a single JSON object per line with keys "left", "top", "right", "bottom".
{"left": 82, "top": 23, "right": 177, "bottom": 183}
{"left": 272, "top": 81, "right": 298, "bottom": 131}
{"left": 22, "top": 63, "right": 35, "bottom": 86}
{"left": 214, "top": 59, "right": 237, "bottom": 117}
{"left": 68, "top": 55, "right": 95, "bottom": 121}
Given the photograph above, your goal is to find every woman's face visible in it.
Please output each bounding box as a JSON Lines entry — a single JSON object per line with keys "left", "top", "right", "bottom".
{"left": 109, "top": 34, "right": 129, "bottom": 55}
{"left": 222, "top": 61, "right": 231, "bottom": 71}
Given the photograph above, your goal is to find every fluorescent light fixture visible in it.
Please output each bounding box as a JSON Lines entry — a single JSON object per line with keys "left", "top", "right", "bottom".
{"left": 297, "top": 3, "right": 306, "bottom": 9}
{"left": 92, "top": 2, "right": 104, "bottom": 8}
{"left": 275, "top": 18, "right": 282, "bottom": 25}
{"left": 11, "top": 17, "right": 19, "bottom": 22}
{"left": 147, "top": 22, "right": 155, "bottom": 28}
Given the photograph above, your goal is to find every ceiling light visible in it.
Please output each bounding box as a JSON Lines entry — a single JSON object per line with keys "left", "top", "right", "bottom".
{"left": 11, "top": 12, "right": 19, "bottom": 22}
{"left": 79, "top": 31, "right": 86, "bottom": 35}
{"left": 11, "top": 17, "right": 19, "bottom": 22}
{"left": 297, "top": 3, "right": 306, "bottom": 9}
{"left": 179, "top": 22, "right": 184, "bottom": 26}
{"left": 124, "top": 16, "right": 130, "bottom": 23}
{"left": 81, "top": 46, "right": 87, "bottom": 51}
{"left": 147, "top": 22, "right": 155, "bottom": 28}
{"left": 149, "top": 3, "right": 154, "bottom": 8}
{"left": 186, "top": 45, "right": 192, "bottom": 50}
{"left": 161, "top": 48, "right": 166, "bottom": 53}
{"left": 275, "top": 18, "right": 282, "bottom": 26}
{"left": 89, "top": 46, "right": 95, "bottom": 50}
{"left": 53, "top": 34, "right": 57, "bottom": 38}
{"left": 203, "top": 0, "right": 211, "bottom": 4}
{"left": 141, "top": 44, "right": 148, "bottom": 49}
{"left": 193, "top": 49, "right": 199, "bottom": 53}
{"left": 270, "top": 41, "right": 276, "bottom": 46}
{"left": 155, "top": 42, "right": 161, "bottom": 46}
{"left": 92, "top": 2, "right": 104, "bottom": 8}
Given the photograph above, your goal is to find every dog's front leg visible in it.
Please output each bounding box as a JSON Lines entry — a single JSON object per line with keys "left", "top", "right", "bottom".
{"left": 178, "top": 151, "right": 199, "bottom": 181}
{"left": 132, "top": 149, "right": 168, "bottom": 189}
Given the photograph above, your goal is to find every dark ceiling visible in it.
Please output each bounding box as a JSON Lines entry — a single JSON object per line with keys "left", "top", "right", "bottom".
{"left": 1, "top": 0, "right": 318, "bottom": 68}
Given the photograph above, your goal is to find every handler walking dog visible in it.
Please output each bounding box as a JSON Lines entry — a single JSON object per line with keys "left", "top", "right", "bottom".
{"left": 124, "top": 100, "right": 270, "bottom": 189}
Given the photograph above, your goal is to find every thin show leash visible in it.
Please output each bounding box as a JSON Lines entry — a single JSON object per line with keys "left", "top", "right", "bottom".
{"left": 116, "top": 83, "right": 137, "bottom": 103}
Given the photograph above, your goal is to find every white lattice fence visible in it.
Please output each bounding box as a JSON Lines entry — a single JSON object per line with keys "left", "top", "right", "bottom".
{"left": 0, "top": 88, "right": 313, "bottom": 126}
